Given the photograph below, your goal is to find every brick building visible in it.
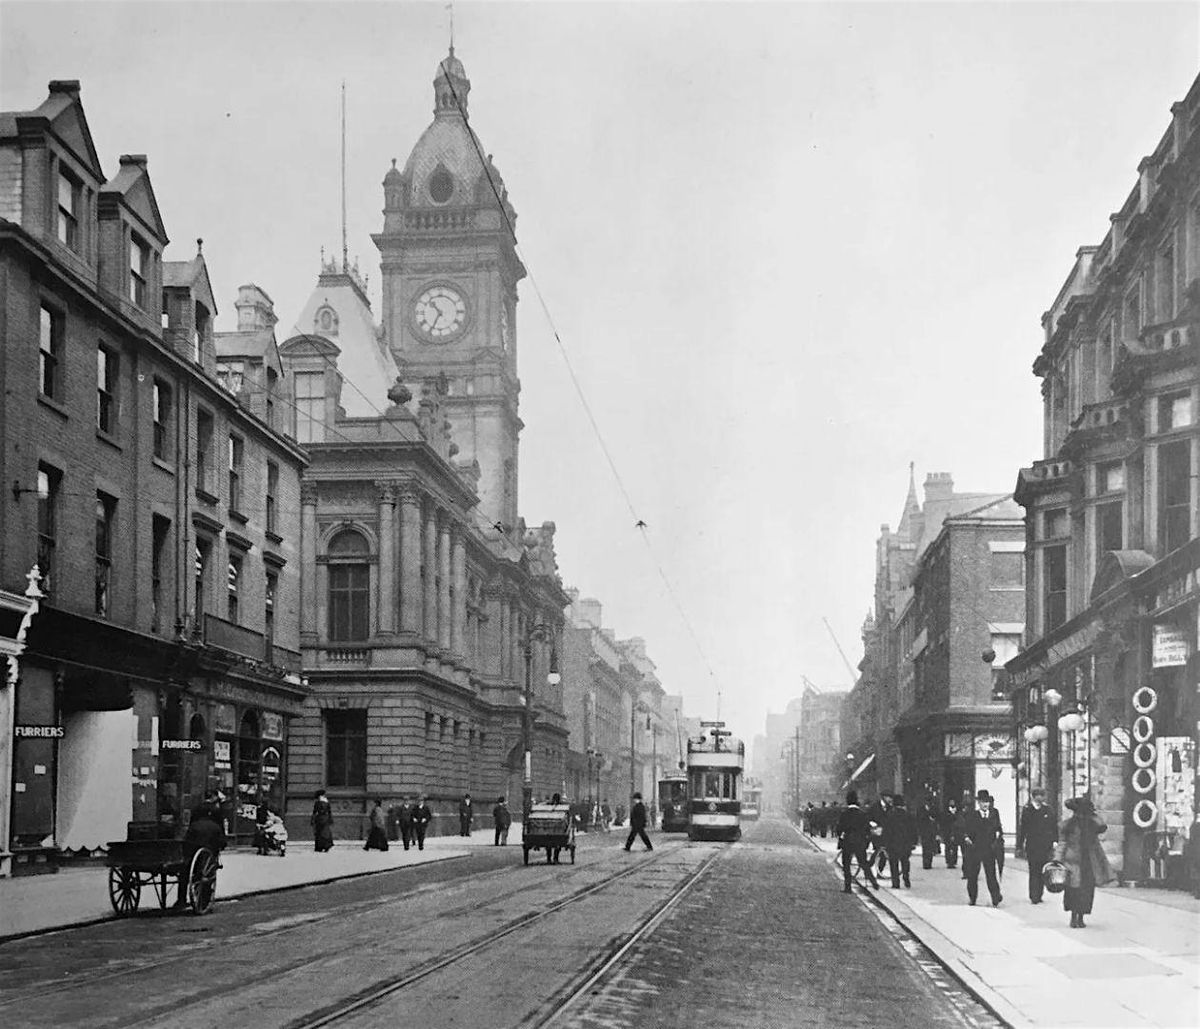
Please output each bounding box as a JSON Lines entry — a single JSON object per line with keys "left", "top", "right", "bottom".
{"left": 1009, "top": 72, "right": 1200, "bottom": 884}
{"left": 278, "top": 50, "right": 570, "bottom": 839}
{"left": 843, "top": 471, "right": 1024, "bottom": 823}
{"left": 0, "top": 82, "right": 308, "bottom": 874}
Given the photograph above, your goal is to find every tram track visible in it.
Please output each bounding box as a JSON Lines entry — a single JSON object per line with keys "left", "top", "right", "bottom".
{"left": 281, "top": 846, "right": 712, "bottom": 1029}
{"left": 92, "top": 845, "right": 687, "bottom": 1029}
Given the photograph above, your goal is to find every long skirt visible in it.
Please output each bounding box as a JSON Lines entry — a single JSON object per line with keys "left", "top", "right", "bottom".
{"left": 314, "top": 824, "right": 334, "bottom": 852}
{"left": 1063, "top": 882, "right": 1095, "bottom": 915}
{"left": 364, "top": 826, "right": 389, "bottom": 851}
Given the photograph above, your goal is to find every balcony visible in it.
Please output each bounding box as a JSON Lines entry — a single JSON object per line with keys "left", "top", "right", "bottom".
{"left": 321, "top": 647, "right": 372, "bottom": 667}
{"left": 1015, "top": 458, "right": 1075, "bottom": 505}
{"left": 1062, "top": 400, "right": 1130, "bottom": 458}
{"left": 403, "top": 209, "right": 475, "bottom": 233}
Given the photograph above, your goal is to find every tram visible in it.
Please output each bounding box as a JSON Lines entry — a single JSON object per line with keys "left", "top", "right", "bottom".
{"left": 686, "top": 721, "right": 744, "bottom": 841}
{"left": 657, "top": 769, "right": 690, "bottom": 833}
{"left": 742, "top": 780, "right": 762, "bottom": 821}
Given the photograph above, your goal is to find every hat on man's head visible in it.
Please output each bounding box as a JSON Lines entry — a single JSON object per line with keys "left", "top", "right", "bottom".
{"left": 976, "top": 790, "right": 992, "bottom": 802}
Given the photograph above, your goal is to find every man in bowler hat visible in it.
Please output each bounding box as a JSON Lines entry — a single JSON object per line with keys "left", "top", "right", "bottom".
{"left": 962, "top": 789, "right": 1004, "bottom": 906}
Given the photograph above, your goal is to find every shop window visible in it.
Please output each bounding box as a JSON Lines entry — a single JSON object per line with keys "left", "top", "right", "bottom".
{"left": 152, "top": 380, "right": 172, "bottom": 460}
{"left": 1043, "top": 545, "right": 1067, "bottom": 632}
{"left": 327, "top": 529, "right": 370, "bottom": 641}
{"left": 151, "top": 514, "right": 171, "bottom": 633}
{"left": 95, "top": 492, "right": 116, "bottom": 617}
{"left": 97, "top": 344, "right": 118, "bottom": 434}
{"left": 39, "top": 304, "right": 63, "bottom": 400}
{"left": 326, "top": 709, "right": 366, "bottom": 788}
{"left": 1158, "top": 441, "right": 1191, "bottom": 555}
{"left": 36, "top": 464, "right": 61, "bottom": 599}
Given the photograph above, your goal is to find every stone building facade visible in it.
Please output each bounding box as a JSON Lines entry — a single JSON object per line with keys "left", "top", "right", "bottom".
{"left": 1009, "top": 73, "right": 1200, "bottom": 884}
{"left": 0, "top": 82, "right": 308, "bottom": 873}
{"left": 279, "top": 50, "right": 570, "bottom": 839}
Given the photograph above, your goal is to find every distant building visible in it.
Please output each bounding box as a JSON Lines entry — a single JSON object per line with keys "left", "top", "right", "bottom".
{"left": 843, "top": 471, "right": 1024, "bottom": 821}
{"left": 797, "top": 686, "right": 847, "bottom": 802}
{"left": 1009, "top": 73, "right": 1200, "bottom": 882}
{"left": 0, "top": 82, "right": 307, "bottom": 874}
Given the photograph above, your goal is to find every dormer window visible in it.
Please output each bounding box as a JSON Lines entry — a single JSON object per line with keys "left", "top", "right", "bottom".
{"left": 57, "top": 170, "right": 81, "bottom": 251}
{"left": 217, "top": 360, "right": 245, "bottom": 395}
{"left": 129, "top": 234, "right": 149, "bottom": 308}
{"left": 315, "top": 305, "right": 339, "bottom": 336}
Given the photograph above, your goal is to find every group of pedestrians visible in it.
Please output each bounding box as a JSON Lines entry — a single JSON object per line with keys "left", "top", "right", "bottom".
{"left": 829, "top": 785, "right": 1115, "bottom": 929}
{"left": 308, "top": 790, "right": 435, "bottom": 853}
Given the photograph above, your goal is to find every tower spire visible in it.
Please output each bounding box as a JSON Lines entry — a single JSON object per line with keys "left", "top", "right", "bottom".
{"left": 448, "top": 2, "right": 454, "bottom": 52}
{"left": 341, "top": 80, "right": 348, "bottom": 273}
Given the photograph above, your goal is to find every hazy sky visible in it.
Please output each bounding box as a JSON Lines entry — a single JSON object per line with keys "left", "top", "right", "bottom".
{"left": 3, "top": 1, "right": 1197, "bottom": 755}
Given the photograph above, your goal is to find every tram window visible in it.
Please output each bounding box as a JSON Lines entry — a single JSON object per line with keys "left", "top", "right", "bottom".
{"left": 704, "top": 772, "right": 722, "bottom": 797}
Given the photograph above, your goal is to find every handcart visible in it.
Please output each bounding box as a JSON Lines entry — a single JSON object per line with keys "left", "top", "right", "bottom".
{"left": 105, "top": 823, "right": 219, "bottom": 916}
{"left": 522, "top": 803, "right": 576, "bottom": 865}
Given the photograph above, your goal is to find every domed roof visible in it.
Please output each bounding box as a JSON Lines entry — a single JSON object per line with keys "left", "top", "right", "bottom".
{"left": 400, "top": 49, "right": 508, "bottom": 211}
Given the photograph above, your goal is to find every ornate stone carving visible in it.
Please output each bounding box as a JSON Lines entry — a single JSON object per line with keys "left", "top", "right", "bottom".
{"left": 300, "top": 482, "right": 319, "bottom": 506}
{"left": 521, "top": 521, "right": 560, "bottom": 579}
{"left": 387, "top": 377, "right": 412, "bottom": 406}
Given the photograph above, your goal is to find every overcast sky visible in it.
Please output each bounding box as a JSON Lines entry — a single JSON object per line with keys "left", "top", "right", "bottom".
{"left": 3, "top": 1, "right": 1197, "bottom": 757}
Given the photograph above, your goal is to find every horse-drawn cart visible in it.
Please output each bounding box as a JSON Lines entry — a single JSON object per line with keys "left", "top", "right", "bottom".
{"left": 522, "top": 803, "right": 576, "bottom": 865}
{"left": 106, "top": 824, "right": 219, "bottom": 916}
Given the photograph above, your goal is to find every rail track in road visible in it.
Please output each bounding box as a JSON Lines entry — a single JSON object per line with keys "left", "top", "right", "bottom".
{"left": 284, "top": 846, "right": 723, "bottom": 1029}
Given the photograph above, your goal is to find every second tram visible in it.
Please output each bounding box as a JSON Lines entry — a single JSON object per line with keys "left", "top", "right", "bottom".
{"left": 686, "top": 721, "right": 744, "bottom": 841}
{"left": 742, "top": 781, "right": 762, "bottom": 821}
{"left": 657, "top": 769, "right": 690, "bottom": 833}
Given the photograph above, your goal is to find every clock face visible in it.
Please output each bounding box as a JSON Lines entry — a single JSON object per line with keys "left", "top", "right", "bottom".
{"left": 414, "top": 285, "right": 467, "bottom": 341}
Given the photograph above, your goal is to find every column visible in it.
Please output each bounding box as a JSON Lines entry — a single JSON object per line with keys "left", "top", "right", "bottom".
{"left": 300, "top": 483, "right": 318, "bottom": 638}
{"left": 438, "top": 521, "right": 451, "bottom": 649}
{"left": 399, "top": 488, "right": 423, "bottom": 634}
{"left": 423, "top": 505, "right": 438, "bottom": 643}
{"left": 498, "top": 598, "right": 509, "bottom": 678}
{"left": 451, "top": 531, "right": 466, "bottom": 656}
{"left": 375, "top": 482, "right": 396, "bottom": 635}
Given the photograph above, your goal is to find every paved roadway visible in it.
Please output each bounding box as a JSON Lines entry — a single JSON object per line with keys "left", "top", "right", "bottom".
{"left": 0, "top": 817, "right": 1004, "bottom": 1028}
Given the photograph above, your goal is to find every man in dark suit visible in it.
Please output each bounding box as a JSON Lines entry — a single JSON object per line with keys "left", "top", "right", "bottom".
{"left": 395, "top": 798, "right": 414, "bottom": 850}
{"left": 836, "top": 790, "right": 880, "bottom": 892}
{"left": 962, "top": 789, "right": 1004, "bottom": 906}
{"left": 1016, "top": 786, "right": 1058, "bottom": 904}
{"left": 412, "top": 794, "right": 433, "bottom": 850}
{"left": 459, "top": 793, "right": 473, "bottom": 837}
{"left": 623, "top": 793, "right": 654, "bottom": 852}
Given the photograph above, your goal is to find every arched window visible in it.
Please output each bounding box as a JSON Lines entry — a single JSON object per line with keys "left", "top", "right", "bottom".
{"left": 328, "top": 529, "right": 370, "bottom": 641}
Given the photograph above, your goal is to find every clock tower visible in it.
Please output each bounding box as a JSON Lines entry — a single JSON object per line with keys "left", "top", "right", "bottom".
{"left": 374, "top": 49, "right": 525, "bottom": 530}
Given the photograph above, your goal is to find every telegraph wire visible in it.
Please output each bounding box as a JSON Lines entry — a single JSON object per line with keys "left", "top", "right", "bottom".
{"left": 437, "top": 58, "right": 728, "bottom": 711}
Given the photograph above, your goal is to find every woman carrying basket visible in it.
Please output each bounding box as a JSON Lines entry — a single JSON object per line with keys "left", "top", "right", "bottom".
{"left": 1054, "top": 793, "right": 1114, "bottom": 928}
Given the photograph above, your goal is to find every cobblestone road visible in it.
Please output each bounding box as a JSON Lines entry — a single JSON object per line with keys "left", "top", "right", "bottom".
{"left": 0, "top": 819, "right": 1002, "bottom": 1028}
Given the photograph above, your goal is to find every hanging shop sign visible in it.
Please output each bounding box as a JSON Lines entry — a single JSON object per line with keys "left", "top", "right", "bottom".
{"left": 261, "top": 712, "right": 284, "bottom": 741}
{"left": 214, "top": 704, "right": 237, "bottom": 735}
{"left": 261, "top": 745, "right": 282, "bottom": 781}
{"left": 1110, "top": 727, "right": 1131, "bottom": 754}
{"left": 14, "top": 724, "right": 64, "bottom": 738}
{"left": 1152, "top": 624, "right": 1189, "bottom": 668}
{"left": 213, "top": 738, "right": 232, "bottom": 770}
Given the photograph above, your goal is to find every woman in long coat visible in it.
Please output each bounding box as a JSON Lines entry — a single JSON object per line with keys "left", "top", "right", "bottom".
{"left": 1054, "top": 794, "right": 1114, "bottom": 928}
{"left": 311, "top": 789, "right": 335, "bottom": 853}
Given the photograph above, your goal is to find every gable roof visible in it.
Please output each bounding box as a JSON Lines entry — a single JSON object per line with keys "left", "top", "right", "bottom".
{"left": 163, "top": 252, "right": 218, "bottom": 316}
{"left": 0, "top": 82, "right": 104, "bottom": 181}
{"left": 102, "top": 155, "right": 168, "bottom": 244}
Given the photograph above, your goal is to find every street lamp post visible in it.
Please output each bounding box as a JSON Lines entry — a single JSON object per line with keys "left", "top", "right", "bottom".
{"left": 522, "top": 623, "right": 560, "bottom": 823}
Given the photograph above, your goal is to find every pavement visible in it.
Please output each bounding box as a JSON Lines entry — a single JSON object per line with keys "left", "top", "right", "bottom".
{"left": 0, "top": 827, "right": 510, "bottom": 942}
{"left": 802, "top": 828, "right": 1200, "bottom": 1029}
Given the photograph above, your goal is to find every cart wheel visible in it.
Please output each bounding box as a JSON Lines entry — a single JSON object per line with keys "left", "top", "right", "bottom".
{"left": 187, "top": 847, "right": 219, "bottom": 915}
{"left": 523, "top": 846, "right": 530, "bottom": 866}
{"left": 108, "top": 867, "right": 141, "bottom": 916}
{"left": 570, "top": 846, "right": 576, "bottom": 865}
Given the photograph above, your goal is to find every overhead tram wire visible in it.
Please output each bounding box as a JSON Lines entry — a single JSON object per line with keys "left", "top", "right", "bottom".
{"left": 437, "top": 59, "right": 727, "bottom": 713}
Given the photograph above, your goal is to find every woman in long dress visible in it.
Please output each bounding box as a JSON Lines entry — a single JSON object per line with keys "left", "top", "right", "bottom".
{"left": 1055, "top": 794, "right": 1114, "bottom": 928}
{"left": 311, "top": 789, "right": 335, "bottom": 853}
{"left": 364, "top": 798, "right": 389, "bottom": 851}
